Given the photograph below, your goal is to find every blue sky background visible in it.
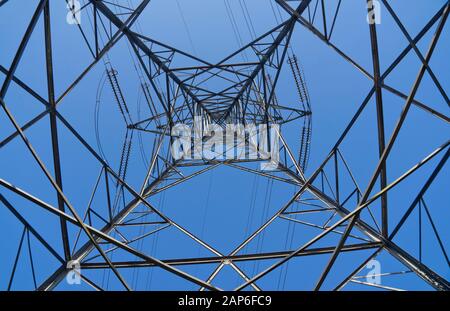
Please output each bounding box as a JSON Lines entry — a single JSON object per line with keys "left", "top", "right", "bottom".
{"left": 0, "top": 0, "right": 449, "bottom": 290}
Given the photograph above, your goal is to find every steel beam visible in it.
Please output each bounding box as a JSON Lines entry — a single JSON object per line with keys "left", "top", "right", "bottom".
{"left": 44, "top": 1, "right": 71, "bottom": 262}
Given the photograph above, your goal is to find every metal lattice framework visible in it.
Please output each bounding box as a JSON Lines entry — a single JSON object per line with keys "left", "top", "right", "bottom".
{"left": 0, "top": 0, "right": 449, "bottom": 291}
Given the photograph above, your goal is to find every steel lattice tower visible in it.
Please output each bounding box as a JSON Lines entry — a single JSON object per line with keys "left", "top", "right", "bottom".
{"left": 0, "top": 0, "right": 449, "bottom": 291}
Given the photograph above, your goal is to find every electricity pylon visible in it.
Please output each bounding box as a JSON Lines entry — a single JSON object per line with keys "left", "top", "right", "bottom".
{"left": 0, "top": 0, "right": 448, "bottom": 291}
